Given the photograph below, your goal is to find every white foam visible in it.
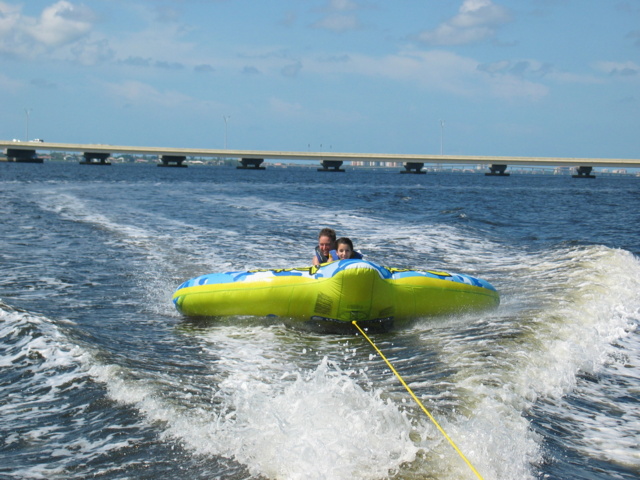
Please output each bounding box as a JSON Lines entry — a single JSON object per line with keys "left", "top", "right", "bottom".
{"left": 85, "top": 325, "right": 420, "bottom": 479}
{"left": 408, "top": 246, "right": 640, "bottom": 478}
{"left": 201, "top": 357, "right": 417, "bottom": 480}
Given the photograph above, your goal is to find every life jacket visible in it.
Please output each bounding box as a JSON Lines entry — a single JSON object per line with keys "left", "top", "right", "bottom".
{"left": 315, "top": 246, "right": 363, "bottom": 263}
{"left": 314, "top": 246, "right": 339, "bottom": 264}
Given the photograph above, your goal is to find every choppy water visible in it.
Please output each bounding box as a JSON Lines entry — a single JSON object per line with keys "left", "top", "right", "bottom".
{"left": 1, "top": 162, "right": 639, "bottom": 479}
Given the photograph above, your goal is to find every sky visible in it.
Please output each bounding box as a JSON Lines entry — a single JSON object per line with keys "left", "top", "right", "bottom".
{"left": 0, "top": 0, "right": 639, "bottom": 158}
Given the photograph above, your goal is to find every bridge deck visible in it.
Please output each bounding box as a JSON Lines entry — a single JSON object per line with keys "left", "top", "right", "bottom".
{"left": 2, "top": 140, "right": 639, "bottom": 168}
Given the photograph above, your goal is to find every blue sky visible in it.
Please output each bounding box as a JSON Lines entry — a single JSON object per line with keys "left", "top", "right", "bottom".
{"left": 1, "top": 0, "right": 639, "bottom": 158}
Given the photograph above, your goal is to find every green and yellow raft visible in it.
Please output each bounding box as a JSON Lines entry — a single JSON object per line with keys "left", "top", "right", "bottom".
{"left": 172, "top": 259, "right": 499, "bottom": 331}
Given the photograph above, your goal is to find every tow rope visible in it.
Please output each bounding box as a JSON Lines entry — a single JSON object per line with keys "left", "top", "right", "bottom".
{"left": 352, "top": 321, "right": 484, "bottom": 480}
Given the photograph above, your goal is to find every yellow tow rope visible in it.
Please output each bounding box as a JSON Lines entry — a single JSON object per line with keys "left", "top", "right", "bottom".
{"left": 352, "top": 321, "right": 484, "bottom": 480}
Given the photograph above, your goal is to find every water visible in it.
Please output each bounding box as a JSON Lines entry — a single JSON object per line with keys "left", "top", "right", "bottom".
{"left": 1, "top": 161, "right": 639, "bottom": 479}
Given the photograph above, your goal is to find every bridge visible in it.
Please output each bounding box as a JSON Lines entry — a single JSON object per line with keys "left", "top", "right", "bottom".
{"left": 2, "top": 140, "right": 639, "bottom": 178}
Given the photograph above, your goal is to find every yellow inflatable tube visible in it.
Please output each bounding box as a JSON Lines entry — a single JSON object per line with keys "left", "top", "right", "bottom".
{"left": 173, "top": 259, "right": 499, "bottom": 330}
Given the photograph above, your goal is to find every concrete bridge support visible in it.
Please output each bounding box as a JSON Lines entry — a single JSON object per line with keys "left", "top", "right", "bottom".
{"left": 80, "top": 152, "right": 111, "bottom": 165}
{"left": 237, "top": 158, "right": 265, "bottom": 169}
{"left": 572, "top": 166, "right": 596, "bottom": 178}
{"left": 158, "top": 155, "right": 187, "bottom": 167}
{"left": 6, "top": 148, "right": 43, "bottom": 163}
{"left": 317, "top": 160, "right": 344, "bottom": 172}
{"left": 485, "top": 164, "right": 510, "bottom": 176}
{"left": 400, "top": 162, "right": 426, "bottom": 174}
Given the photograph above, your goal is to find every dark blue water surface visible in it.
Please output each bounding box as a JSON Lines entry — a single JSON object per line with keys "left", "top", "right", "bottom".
{"left": 1, "top": 161, "right": 639, "bottom": 480}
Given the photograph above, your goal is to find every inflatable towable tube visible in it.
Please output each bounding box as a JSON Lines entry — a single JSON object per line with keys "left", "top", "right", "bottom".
{"left": 172, "top": 259, "right": 499, "bottom": 330}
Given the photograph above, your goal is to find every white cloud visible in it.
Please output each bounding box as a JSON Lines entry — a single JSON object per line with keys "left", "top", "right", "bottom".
{"left": 70, "top": 38, "right": 115, "bottom": 66}
{"left": 313, "top": 0, "right": 362, "bottom": 32}
{"left": 593, "top": 60, "right": 640, "bottom": 78}
{"left": 0, "top": 2, "right": 20, "bottom": 34}
{"left": 0, "top": 1, "right": 96, "bottom": 59}
{"left": 417, "top": 0, "right": 511, "bottom": 46}
{"left": 26, "top": 1, "right": 94, "bottom": 47}
{"left": 306, "top": 48, "right": 548, "bottom": 100}
{"left": 454, "top": 0, "right": 509, "bottom": 27}
{"left": 0, "top": 2, "right": 29, "bottom": 57}
{"left": 328, "top": 0, "right": 358, "bottom": 12}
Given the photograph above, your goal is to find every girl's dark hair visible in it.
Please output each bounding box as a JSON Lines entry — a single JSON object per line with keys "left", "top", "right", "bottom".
{"left": 336, "top": 237, "right": 354, "bottom": 249}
